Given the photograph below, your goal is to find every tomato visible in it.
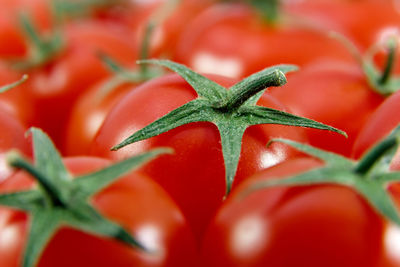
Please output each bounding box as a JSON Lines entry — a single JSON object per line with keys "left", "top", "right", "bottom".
{"left": 201, "top": 157, "right": 384, "bottom": 267}
{"left": 172, "top": 3, "right": 353, "bottom": 79}
{"left": 0, "top": 64, "right": 34, "bottom": 125}
{"left": 0, "top": 0, "right": 52, "bottom": 59}
{"left": 0, "top": 156, "right": 199, "bottom": 267}
{"left": 0, "top": 107, "right": 30, "bottom": 182}
{"left": 64, "top": 78, "right": 135, "bottom": 156}
{"left": 285, "top": 1, "right": 400, "bottom": 50}
{"left": 270, "top": 59, "right": 384, "bottom": 156}
{"left": 352, "top": 90, "right": 400, "bottom": 159}
{"left": 22, "top": 19, "right": 137, "bottom": 149}
{"left": 90, "top": 72, "right": 309, "bottom": 242}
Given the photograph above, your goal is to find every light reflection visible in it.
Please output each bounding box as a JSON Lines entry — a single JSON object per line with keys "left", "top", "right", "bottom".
{"left": 385, "top": 223, "right": 400, "bottom": 262}
{"left": 260, "top": 149, "right": 285, "bottom": 169}
{"left": 192, "top": 52, "right": 243, "bottom": 78}
{"left": 86, "top": 110, "right": 106, "bottom": 138}
{"left": 0, "top": 225, "right": 18, "bottom": 250}
{"left": 135, "top": 224, "right": 165, "bottom": 263}
{"left": 232, "top": 215, "right": 268, "bottom": 258}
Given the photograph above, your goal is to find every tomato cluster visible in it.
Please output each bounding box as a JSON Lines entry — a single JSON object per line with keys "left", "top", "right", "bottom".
{"left": 1, "top": 0, "right": 400, "bottom": 266}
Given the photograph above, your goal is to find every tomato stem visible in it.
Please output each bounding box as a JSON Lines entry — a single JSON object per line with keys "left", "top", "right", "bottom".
{"left": 7, "top": 152, "right": 65, "bottom": 208}
{"left": 354, "top": 129, "right": 398, "bottom": 175}
{"left": 223, "top": 69, "right": 286, "bottom": 110}
{"left": 378, "top": 38, "right": 397, "bottom": 85}
{"left": 0, "top": 74, "right": 28, "bottom": 93}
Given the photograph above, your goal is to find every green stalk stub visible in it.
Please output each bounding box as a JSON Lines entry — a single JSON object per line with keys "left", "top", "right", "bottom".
{"left": 1, "top": 127, "right": 171, "bottom": 267}
{"left": 247, "top": 124, "right": 400, "bottom": 226}
{"left": 112, "top": 59, "right": 346, "bottom": 195}
{"left": 0, "top": 74, "right": 28, "bottom": 93}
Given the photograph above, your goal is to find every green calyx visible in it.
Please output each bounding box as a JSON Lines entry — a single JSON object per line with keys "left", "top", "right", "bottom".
{"left": 111, "top": 60, "right": 346, "bottom": 195}
{"left": 221, "top": 0, "right": 280, "bottom": 24}
{"left": 363, "top": 36, "right": 400, "bottom": 95}
{"left": 1, "top": 128, "right": 171, "bottom": 267}
{"left": 247, "top": 125, "right": 400, "bottom": 226}
{"left": 0, "top": 74, "right": 28, "bottom": 93}
{"left": 52, "top": 0, "right": 120, "bottom": 19}
{"left": 330, "top": 32, "right": 400, "bottom": 96}
{"left": 12, "top": 14, "right": 64, "bottom": 70}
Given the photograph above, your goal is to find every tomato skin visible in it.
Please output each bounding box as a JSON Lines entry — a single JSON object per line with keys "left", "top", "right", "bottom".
{"left": 90, "top": 73, "right": 308, "bottom": 241}
{"left": 172, "top": 3, "right": 352, "bottom": 79}
{"left": 64, "top": 79, "right": 135, "bottom": 156}
{"left": 0, "top": 0, "right": 52, "bottom": 58}
{"left": 270, "top": 60, "right": 384, "bottom": 157}
{"left": 0, "top": 107, "right": 31, "bottom": 182}
{"left": 201, "top": 157, "right": 384, "bottom": 267}
{"left": 285, "top": 1, "right": 400, "bottom": 49}
{"left": 0, "top": 64, "right": 34, "bottom": 126}
{"left": 352, "top": 90, "right": 400, "bottom": 160}
{"left": 0, "top": 156, "right": 199, "bottom": 267}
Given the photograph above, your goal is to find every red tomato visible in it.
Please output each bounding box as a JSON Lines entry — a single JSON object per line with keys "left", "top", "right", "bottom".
{"left": 90, "top": 73, "right": 308, "bottom": 242}
{"left": 0, "top": 156, "right": 199, "bottom": 267}
{"left": 352, "top": 90, "right": 400, "bottom": 159}
{"left": 172, "top": 3, "right": 353, "bottom": 79}
{"left": 201, "top": 157, "right": 384, "bottom": 267}
{"left": 0, "top": 107, "right": 30, "bottom": 182}
{"left": 64, "top": 78, "right": 135, "bottom": 156}
{"left": 270, "top": 60, "right": 384, "bottom": 156}
{"left": 0, "top": 64, "right": 34, "bottom": 126}
{"left": 0, "top": 0, "right": 52, "bottom": 58}
{"left": 285, "top": 1, "right": 400, "bottom": 49}
{"left": 24, "top": 20, "right": 137, "bottom": 149}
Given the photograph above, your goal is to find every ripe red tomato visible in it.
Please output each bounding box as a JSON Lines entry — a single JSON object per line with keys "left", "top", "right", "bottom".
{"left": 0, "top": 0, "right": 52, "bottom": 58}
{"left": 172, "top": 3, "right": 353, "bottom": 79}
{"left": 201, "top": 157, "right": 385, "bottom": 267}
{"left": 23, "top": 19, "right": 137, "bottom": 149}
{"left": 270, "top": 60, "right": 384, "bottom": 156}
{"left": 0, "top": 64, "right": 34, "bottom": 126}
{"left": 285, "top": 1, "right": 400, "bottom": 49}
{"left": 352, "top": 90, "right": 400, "bottom": 159}
{"left": 64, "top": 78, "right": 135, "bottom": 156}
{"left": 90, "top": 72, "right": 309, "bottom": 241}
{"left": 0, "top": 156, "right": 199, "bottom": 267}
{"left": 0, "top": 107, "right": 30, "bottom": 182}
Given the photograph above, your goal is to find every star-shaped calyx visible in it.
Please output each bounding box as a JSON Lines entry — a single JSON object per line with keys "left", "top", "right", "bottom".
{"left": 247, "top": 124, "right": 400, "bottom": 225}
{"left": 111, "top": 60, "right": 346, "bottom": 194}
{"left": 0, "top": 128, "right": 170, "bottom": 267}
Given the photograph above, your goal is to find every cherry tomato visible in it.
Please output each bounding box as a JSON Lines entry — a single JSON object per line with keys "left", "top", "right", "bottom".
{"left": 90, "top": 73, "right": 308, "bottom": 242}
{"left": 201, "top": 157, "right": 384, "bottom": 267}
{"left": 0, "top": 0, "right": 52, "bottom": 58}
{"left": 352, "top": 90, "right": 400, "bottom": 159}
{"left": 172, "top": 3, "right": 353, "bottom": 79}
{"left": 24, "top": 19, "right": 137, "bottom": 149}
{"left": 64, "top": 78, "right": 135, "bottom": 156}
{"left": 285, "top": 1, "right": 400, "bottom": 49}
{"left": 0, "top": 107, "right": 30, "bottom": 182}
{"left": 0, "top": 64, "right": 34, "bottom": 126}
{"left": 0, "top": 156, "right": 199, "bottom": 267}
{"left": 270, "top": 60, "right": 384, "bottom": 156}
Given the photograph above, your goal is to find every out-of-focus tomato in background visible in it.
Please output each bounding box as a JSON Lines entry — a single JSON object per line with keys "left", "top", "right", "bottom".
{"left": 0, "top": 0, "right": 400, "bottom": 266}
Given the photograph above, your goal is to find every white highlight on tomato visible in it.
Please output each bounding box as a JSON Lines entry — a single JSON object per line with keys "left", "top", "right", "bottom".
{"left": 192, "top": 52, "right": 243, "bottom": 79}
{"left": 86, "top": 110, "right": 106, "bottom": 139}
{"left": 231, "top": 215, "right": 268, "bottom": 258}
{"left": 260, "top": 148, "right": 286, "bottom": 170}
{"left": 385, "top": 223, "right": 400, "bottom": 262}
{"left": 0, "top": 154, "right": 12, "bottom": 182}
{"left": 136, "top": 224, "right": 165, "bottom": 263}
{"left": 0, "top": 224, "right": 19, "bottom": 250}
